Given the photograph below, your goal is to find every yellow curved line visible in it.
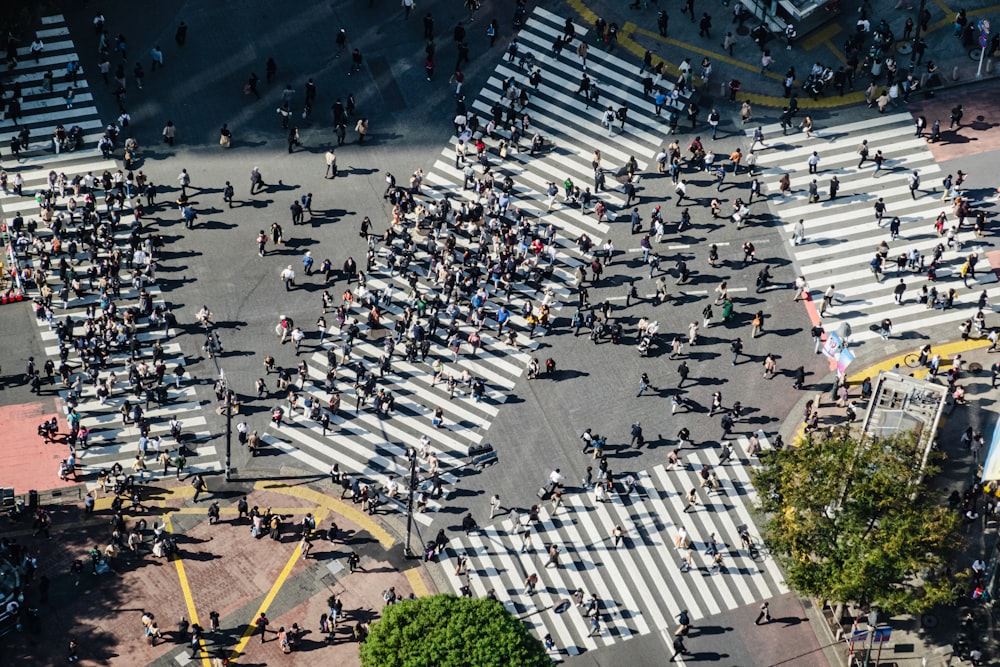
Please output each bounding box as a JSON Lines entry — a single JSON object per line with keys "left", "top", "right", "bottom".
{"left": 565, "top": 0, "right": 1000, "bottom": 109}
{"left": 254, "top": 480, "right": 395, "bottom": 549}
{"left": 790, "top": 338, "right": 991, "bottom": 445}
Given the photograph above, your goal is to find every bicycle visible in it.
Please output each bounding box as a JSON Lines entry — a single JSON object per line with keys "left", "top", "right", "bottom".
{"left": 739, "top": 528, "right": 761, "bottom": 560}
{"left": 903, "top": 352, "right": 922, "bottom": 368}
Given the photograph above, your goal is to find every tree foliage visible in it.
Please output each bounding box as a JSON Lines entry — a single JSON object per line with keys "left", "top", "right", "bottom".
{"left": 360, "top": 594, "right": 550, "bottom": 667}
{"left": 751, "top": 431, "right": 963, "bottom": 614}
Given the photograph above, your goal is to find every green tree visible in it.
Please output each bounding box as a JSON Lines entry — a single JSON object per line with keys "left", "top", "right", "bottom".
{"left": 751, "top": 431, "right": 964, "bottom": 614}
{"left": 360, "top": 594, "right": 550, "bottom": 667}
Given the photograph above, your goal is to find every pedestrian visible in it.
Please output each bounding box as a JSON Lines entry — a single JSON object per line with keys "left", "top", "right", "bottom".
{"left": 754, "top": 601, "right": 772, "bottom": 625}
{"left": 763, "top": 353, "right": 777, "bottom": 379}
{"left": 908, "top": 170, "right": 920, "bottom": 199}
{"left": 637, "top": 372, "right": 652, "bottom": 397}
{"left": 683, "top": 488, "right": 698, "bottom": 512}
{"left": 792, "top": 219, "right": 805, "bottom": 245}
{"left": 355, "top": 117, "right": 369, "bottom": 144}
{"left": 255, "top": 613, "right": 269, "bottom": 643}
{"left": 677, "top": 361, "right": 689, "bottom": 387}
{"left": 807, "top": 151, "right": 819, "bottom": 174}
{"left": 545, "top": 544, "right": 560, "bottom": 568}
{"left": 163, "top": 121, "right": 176, "bottom": 146}
{"left": 489, "top": 494, "right": 501, "bottom": 519}
{"left": 630, "top": 422, "right": 644, "bottom": 448}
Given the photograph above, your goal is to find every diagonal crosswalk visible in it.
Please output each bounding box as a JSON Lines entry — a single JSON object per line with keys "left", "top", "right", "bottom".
{"left": 5, "top": 15, "right": 221, "bottom": 486}
{"left": 264, "top": 7, "right": 694, "bottom": 526}
{"left": 435, "top": 433, "right": 787, "bottom": 654}
{"left": 749, "top": 112, "right": 990, "bottom": 344}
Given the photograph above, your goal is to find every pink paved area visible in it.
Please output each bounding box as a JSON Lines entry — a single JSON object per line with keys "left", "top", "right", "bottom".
{"left": 909, "top": 80, "right": 1000, "bottom": 163}
{"left": 0, "top": 399, "right": 81, "bottom": 494}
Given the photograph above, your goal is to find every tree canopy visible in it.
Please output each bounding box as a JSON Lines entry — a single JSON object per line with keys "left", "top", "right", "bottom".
{"left": 751, "top": 430, "right": 964, "bottom": 614}
{"left": 360, "top": 594, "right": 550, "bottom": 667}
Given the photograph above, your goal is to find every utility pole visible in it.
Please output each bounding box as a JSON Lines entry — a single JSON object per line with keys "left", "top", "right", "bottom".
{"left": 403, "top": 448, "right": 417, "bottom": 557}
{"left": 224, "top": 386, "right": 232, "bottom": 481}
{"left": 218, "top": 370, "right": 233, "bottom": 482}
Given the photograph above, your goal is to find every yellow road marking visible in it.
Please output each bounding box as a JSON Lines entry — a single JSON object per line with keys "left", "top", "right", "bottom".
{"left": 801, "top": 23, "right": 842, "bottom": 51}
{"left": 565, "top": 0, "right": 1000, "bottom": 109}
{"left": 404, "top": 568, "right": 430, "bottom": 597}
{"left": 255, "top": 481, "right": 395, "bottom": 549}
{"left": 790, "top": 338, "right": 991, "bottom": 445}
{"left": 566, "top": 0, "right": 598, "bottom": 23}
{"left": 92, "top": 480, "right": 194, "bottom": 511}
{"left": 824, "top": 40, "right": 847, "bottom": 65}
{"left": 933, "top": 0, "right": 956, "bottom": 19}
{"left": 165, "top": 516, "right": 211, "bottom": 667}
{"left": 846, "top": 338, "right": 990, "bottom": 383}
{"left": 228, "top": 540, "right": 303, "bottom": 662}
{"left": 565, "top": 0, "right": 864, "bottom": 108}
{"left": 169, "top": 506, "right": 320, "bottom": 515}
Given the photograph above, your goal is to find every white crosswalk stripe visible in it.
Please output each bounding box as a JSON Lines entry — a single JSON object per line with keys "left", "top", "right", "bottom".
{"left": 262, "top": 7, "right": 693, "bottom": 525}
{"left": 436, "top": 446, "right": 787, "bottom": 652}
{"left": 6, "top": 16, "right": 221, "bottom": 486}
{"left": 748, "top": 112, "right": 990, "bottom": 344}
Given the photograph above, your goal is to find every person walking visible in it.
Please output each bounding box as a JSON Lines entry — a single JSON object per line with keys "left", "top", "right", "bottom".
{"left": 630, "top": 422, "right": 645, "bottom": 448}
{"left": 325, "top": 149, "right": 337, "bottom": 178}
{"left": 754, "top": 601, "right": 772, "bottom": 625}
{"left": 792, "top": 219, "right": 805, "bottom": 245}
{"left": 670, "top": 636, "right": 687, "bottom": 661}
{"left": 806, "top": 151, "right": 819, "bottom": 174}
{"left": 763, "top": 353, "right": 777, "bottom": 379}
{"left": 893, "top": 278, "right": 906, "bottom": 304}
{"left": 677, "top": 361, "right": 689, "bottom": 388}
{"left": 588, "top": 614, "right": 602, "bottom": 637}
{"left": 908, "top": 170, "right": 920, "bottom": 199}
{"left": 489, "top": 494, "right": 501, "bottom": 519}
{"left": 280, "top": 265, "right": 296, "bottom": 291}
{"left": 610, "top": 525, "right": 625, "bottom": 548}
{"left": 544, "top": 544, "right": 560, "bottom": 568}
{"left": 683, "top": 488, "right": 698, "bottom": 512}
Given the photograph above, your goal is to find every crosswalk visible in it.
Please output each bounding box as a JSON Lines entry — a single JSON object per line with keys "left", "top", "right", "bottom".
{"left": 263, "top": 7, "right": 694, "bottom": 525}
{"left": 749, "top": 112, "right": 990, "bottom": 345}
{"left": 435, "top": 433, "right": 787, "bottom": 655}
{"left": 5, "top": 15, "right": 221, "bottom": 484}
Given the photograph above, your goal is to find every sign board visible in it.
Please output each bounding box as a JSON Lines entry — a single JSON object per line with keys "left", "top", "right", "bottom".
{"left": 873, "top": 626, "right": 893, "bottom": 644}
{"left": 822, "top": 332, "right": 842, "bottom": 359}
{"left": 837, "top": 348, "right": 856, "bottom": 374}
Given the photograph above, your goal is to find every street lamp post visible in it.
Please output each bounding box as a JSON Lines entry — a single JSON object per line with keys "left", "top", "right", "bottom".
{"left": 224, "top": 387, "right": 232, "bottom": 482}
{"left": 403, "top": 449, "right": 418, "bottom": 558}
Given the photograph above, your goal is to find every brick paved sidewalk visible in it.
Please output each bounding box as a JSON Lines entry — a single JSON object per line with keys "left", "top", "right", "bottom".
{"left": 0, "top": 479, "right": 436, "bottom": 666}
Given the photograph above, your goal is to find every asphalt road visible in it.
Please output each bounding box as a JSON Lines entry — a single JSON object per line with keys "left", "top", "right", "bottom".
{"left": 14, "top": 0, "right": 1000, "bottom": 664}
